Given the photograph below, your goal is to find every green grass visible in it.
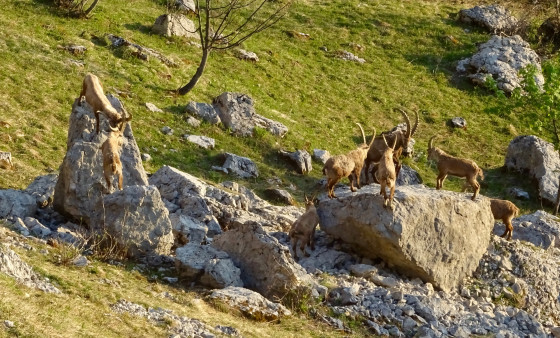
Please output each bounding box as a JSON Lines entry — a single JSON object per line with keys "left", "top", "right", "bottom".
{"left": 0, "top": 0, "right": 550, "bottom": 212}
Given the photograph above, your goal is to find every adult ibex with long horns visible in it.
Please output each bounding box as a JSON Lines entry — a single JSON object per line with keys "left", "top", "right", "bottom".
{"left": 363, "top": 107, "right": 419, "bottom": 184}
{"left": 427, "top": 136, "right": 484, "bottom": 201}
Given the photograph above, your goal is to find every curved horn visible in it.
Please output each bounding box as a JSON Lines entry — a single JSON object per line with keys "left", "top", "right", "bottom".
{"left": 428, "top": 135, "right": 436, "bottom": 150}
{"left": 369, "top": 127, "right": 376, "bottom": 147}
{"left": 108, "top": 125, "right": 119, "bottom": 132}
{"left": 382, "top": 133, "right": 390, "bottom": 148}
{"left": 391, "top": 134, "right": 397, "bottom": 150}
{"left": 411, "top": 109, "right": 419, "bottom": 137}
{"left": 356, "top": 123, "right": 367, "bottom": 145}
{"left": 396, "top": 107, "right": 412, "bottom": 139}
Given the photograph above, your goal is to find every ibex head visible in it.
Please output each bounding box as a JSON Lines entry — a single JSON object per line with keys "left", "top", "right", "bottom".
{"left": 427, "top": 135, "right": 439, "bottom": 161}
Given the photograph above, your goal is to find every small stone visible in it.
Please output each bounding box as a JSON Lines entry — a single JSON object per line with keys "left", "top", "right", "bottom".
{"left": 163, "top": 277, "right": 179, "bottom": 284}
{"left": 72, "top": 255, "right": 89, "bottom": 267}
{"left": 161, "top": 126, "right": 173, "bottom": 135}
{"left": 145, "top": 102, "right": 163, "bottom": 113}
{"left": 450, "top": 117, "right": 467, "bottom": 128}
{"left": 184, "top": 115, "right": 201, "bottom": 128}
{"left": 141, "top": 153, "right": 152, "bottom": 162}
{"left": 4, "top": 320, "right": 14, "bottom": 328}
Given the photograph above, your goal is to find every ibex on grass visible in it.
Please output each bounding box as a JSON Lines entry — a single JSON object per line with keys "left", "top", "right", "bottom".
{"left": 375, "top": 134, "right": 398, "bottom": 209}
{"left": 322, "top": 124, "right": 375, "bottom": 199}
{"left": 78, "top": 73, "right": 130, "bottom": 134}
{"left": 427, "top": 136, "right": 484, "bottom": 201}
{"left": 364, "top": 108, "right": 419, "bottom": 184}
{"left": 289, "top": 194, "right": 320, "bottom": 261}
{"left": 489, "top": 199, "right": 519, "bottom": 241}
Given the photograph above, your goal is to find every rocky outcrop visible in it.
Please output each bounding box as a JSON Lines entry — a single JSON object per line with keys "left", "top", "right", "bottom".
{"left": 493, "top": 210, "right": 560, "bottom": 249}
{"left": 25, "top": 174, "right": 57, "bottom": 208}
{"left": 93, "top": 185, "right": 174, "bottom": 259}
{"left": 152, "top": 14, "right": 197, "bottom": 38}
{"left": 218, "top": 152, "right": 259, "bottom": 178}
{"left": 175, "top": 244, "right": 243, "bottom": 289}
{"left": 212, "top": 218, "right": 316, "bottom": 300}
{"left": 457, "top": 35, "right": 543, "bottom": 94}
{"left": 209, "top": 287, "right": 291, "bottom": 321}
{"left": 317, "top": 184, "right": 494, "bottom": 292}
{"left": 458, "top": 5, "right": 518, "bottom": 34}
{"left": 0, "top": 190, "right": 36, "bottom": 220}
{"left": 505, "top": 135, "right": 560, "bottom": 204}
{"left": 278, "top": 149, "right": 312, "bottom": 174}
{"left": 0, "top": 245, "right": 60, "bottom": 293}
{"left": 54, "top": 96, "right": 148, "bottom": 226}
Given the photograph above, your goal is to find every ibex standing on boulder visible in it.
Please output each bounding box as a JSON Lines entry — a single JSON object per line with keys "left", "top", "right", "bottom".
{"left": 427, "top": 136, "right": 484, "bottom": 201}
{"left": 101, "top": 127, "right": 125, "bottom": 192}
{"left": 289, "top": 194, "right": 320, "bottom": 261}
{"left": 375, "top": 134, "right": 398, "bottom": 209}
{"left": 322, "top": 124, "right": 375, "bottom": 199}
{"left": 364, "top": 108, "right": 419, "bottom": 184}
{"left": 78, "top": 73, "right": 130, "bottom": 134}
{"left": 490, "top": 198, "right": 519, "bottom": 241}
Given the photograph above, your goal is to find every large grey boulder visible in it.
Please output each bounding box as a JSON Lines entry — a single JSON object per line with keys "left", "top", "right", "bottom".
{"left": 396, "top": 165, "right": 422, "bottom": 185}
{"left": 175, "top": 0, "right": 196, "bottom": 13}
{"left": 213, "top": 92, "right": 288, "bottom": 137}
{"left": 92, "top": 185, "right": 174, "bottom": 259}
{"left": 25, "top": 174, "right": 58, "bottom": 208}
{"left": 169, "top": 213, "right": 208, "bottom": 246}
{"left": 152, "top": 14, "right": 197, "bottom": 38}
{"left": 212, "top": 217, "right": 316, "bottom": 300}
{"left": 458, "top": 5, "right": 518, "bottom": 34}
{"left": 505, "top": 135, "right": 560, "bottom": 204}
{"left": 209, "top": 287, "right": 291, "bottom": 321}
{"left": 219, "top": 152, "right": 259, "bottom": 178}
{"left": 279, "top": 149, "right": 312, "bottom": 174}
{"left": 54, "top": 96, "right": 148, "bottom": 225}
{"left": 0, "top": 190, "right": 36, "bottom": 220}
{"left": 317, "top": 184, "right": 494, "bottom": 292}
{"left": 457, "top": 35, "right": 543, "bottom": 94}
{"left": 493, "top": 210, "right": 560, "bottom": 249}
{"left": 185, "top": 102, "right": 221, "bottom": 125}
{"left": 175, "top": 244, "right": 243, "bottom": 289}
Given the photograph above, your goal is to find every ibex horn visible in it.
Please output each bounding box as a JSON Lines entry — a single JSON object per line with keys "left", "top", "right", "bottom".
{"left": 356, "top": 123, "right": 367, "bottom": 145}
{"left": 108, "top": 125, "right": 119, "bottom": 132}
{"left": 382, "top": 133, "right": 390, "bottom": 148}
{"left": 428, "top": 135, "right": 436, "bottom": 150}
{"left": 411, "top": 109, "right": 419, "bottom": 137}
{"left": 396, "top": 107, "right": 412, "bottom": 139}
{"left": 369, "top": 127, "right": 376, "bottom": 147}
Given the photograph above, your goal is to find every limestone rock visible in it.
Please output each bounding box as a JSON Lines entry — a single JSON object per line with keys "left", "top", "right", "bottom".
{"left": 457, "top": 35, "right": 543, "bottom": 94}
{"left": 0, "top": 190, "right": 36, "bottom": 220}
{"left": 0, "top": 246, "right": 60, "bottom": 293}
{"left": 183, "top": 134, "right": 215, "bottom": 149}
{"left": 219, "top": 152, "right": 259, "bottom": 178}
{"left": 236, "top": 49, "right": 259, "bottom": 62}
{"left": 212, "top": 218, "right": 315, "bottom": 300}
{"left": 209, "top": 287, "right": 291, "bottom": 321}
{"left": 145, "top": 102, "right": 163, "bottom": 113}
{"left": 185, "top": 101, "right": 221, "bottom": 125}
{"left": 459, "top": 5, "right": 518, "bottom": 34}
{"left": 152, "top": 13, "right": 197, "bottom": 38}
{"left": 396, "top": 165, "right": 422, "bottom": 186}
{"left": 279, "top": 149, "right": 312, "bottom": 174}
{"left": 175, "top": 244, "right": 243, "bottom": 289}
{"left": 213, "top": 92, "right": 288, "bottom": 137}
{"left": 317, "top": 184, "right": 494, "bottom": 291}
{"left": 25, "top": 174, "right": 57, "bottom": 208}
{"left": 93, "top": 185, "right": 174, "bottom": 259}
{"left": 263, "top": 188, "right": 294, "bottom": 205}
{"left": 169, "top": 213, "right": 208, "bottom": 246}
{"left": 505, "top": 135, "right": 560, "bottom": 204}
{"left": 313, "top": 149, "right": 331, "bottom": 164}
{"left": 175, "top": 0, "right": 195, "bottom": 13}
{"left": 493, "top": 210, "right": 560, "bottom": 249}
{"left": 450, "top": 117, "right": 467, "bottom": 129}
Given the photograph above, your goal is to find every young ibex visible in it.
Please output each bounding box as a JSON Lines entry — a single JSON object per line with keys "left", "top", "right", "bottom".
{"left": 78, "top": 73, "right": 129, "bottom": 134}
{"left": 101, "top": 127, "right": 125, "bottom": 192}
{"left": 289, "top": 194, "right": 320, "bottom": 261}
{"left": 427, "top": 136, "right": 484, "bottom": 201}
{"left": 375, "top": 134, "right": 398, "bottom": 209}
{"left": 490, "top": 198, "right": 519, "bottom": 241}
{"left": 364, "top": 107, "right": 419, "bottom": 184}
{"left": 322, "top": 124, "right": 375, "bottom": 199}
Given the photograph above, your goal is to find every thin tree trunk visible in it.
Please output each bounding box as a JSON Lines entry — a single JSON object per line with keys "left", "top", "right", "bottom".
{"left": 177, "top": 48, "right": 209, "bottom": 96}
{"left": 83, "top": 0, "right": 99, "bottom": 16}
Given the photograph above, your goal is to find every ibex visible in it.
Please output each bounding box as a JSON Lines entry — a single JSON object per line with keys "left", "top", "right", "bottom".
{"left": 289, "top": 194, "right": 320, "bottom": 261}
{"left": 322, "top": 124, "right": 375, "bottom": 199}
{"left": 101, "top": 127, "right": 125, "bottom": 192}
{"left": 78, "top": 73, "right": 130, "bottom": 134}
{"left": 427, "top": 136, "right": 484, "bottom": 201}
{"left": 364, "top": 108, "right": 419, "bottom": 184}
{"left": 489, "top": 198, "right": 519, "bottom": 241}
{"left": 376, "top": 134, "right": 398, "bottom": 209}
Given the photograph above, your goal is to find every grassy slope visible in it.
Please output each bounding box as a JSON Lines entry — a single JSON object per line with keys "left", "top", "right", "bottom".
{"left": 0, "top": 0, "right": 546, "bottom": 213}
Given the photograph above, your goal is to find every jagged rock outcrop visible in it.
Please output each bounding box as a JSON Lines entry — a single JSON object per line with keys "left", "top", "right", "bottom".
{"left": 212, "top": 217, "right": 316, "bottom": 300}
{"left": 458, "top": 5, "right": 518, "bottom": 34}
{"left": 278, "top": 149, "right": 312, "bottom": 174}
{"left": 152, "top": 14, "right": 197, "bottom": 38}
{"left": 175, "top": 244, "right": 243, "bottom": 289}
{"left": 493, "top": 210, "right": 560, "bottom": 249}
{"left": 54, "top": 95, "right": 148, "bottom": 225}
{"left": 25, "top": 174, "right": 57, "bottom": 208}
{"left": 93, "top": 185, "right": 174, "bottom": 259}
{"left": 457, "top": 35, "right": 543, "bottom": 94}
{"left": 186, "top": 92, "right": 288, "bottom": 137}
{"left": 317, "top": 184, "right": 494, "bottom": 292}
{"left": 209, "top": 287, "right": 291, "bottom": 321}
{"left": 0, "top": 189, "right": 36, "bottom": 220}
{"left": 505, "top": 135, "right": 560, "bottom": 204}
{"left": 0, "top": 245, "right": 60, "bottom": 293}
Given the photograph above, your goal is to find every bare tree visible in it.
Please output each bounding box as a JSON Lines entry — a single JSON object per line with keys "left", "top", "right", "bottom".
{"left": 54, "top": 0, "right": 100, "bottom": 17}
{"left": 176, "top": 0, "right": 292, "bottom": 96}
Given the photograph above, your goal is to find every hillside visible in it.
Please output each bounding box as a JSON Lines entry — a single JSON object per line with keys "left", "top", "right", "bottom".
{"left": 2, "top": 0, "right": 560, "bottom": 336}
